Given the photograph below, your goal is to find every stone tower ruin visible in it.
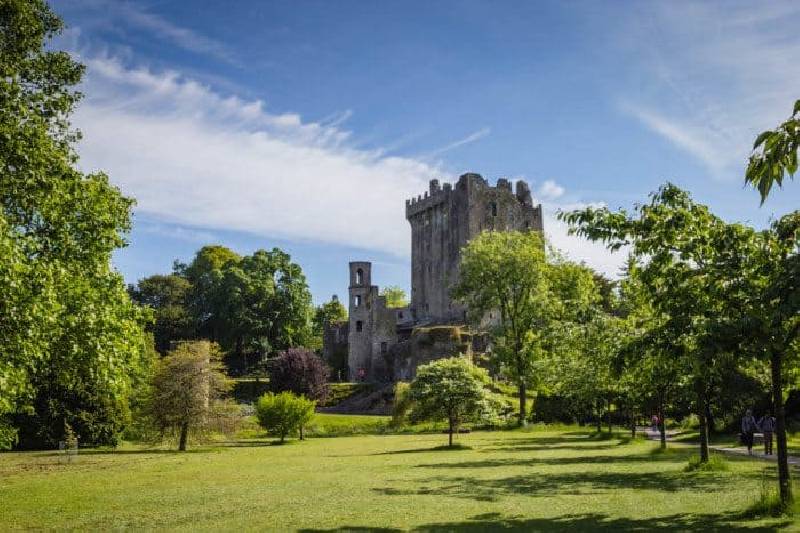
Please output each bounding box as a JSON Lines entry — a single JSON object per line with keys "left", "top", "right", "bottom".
{"left": 328, "top": 172, "right": 544, "bottom": 382}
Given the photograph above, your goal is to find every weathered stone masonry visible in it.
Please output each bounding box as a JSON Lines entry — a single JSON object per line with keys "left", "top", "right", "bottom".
{"left": 325, "top": 172, "right": 544, "bottom": 382}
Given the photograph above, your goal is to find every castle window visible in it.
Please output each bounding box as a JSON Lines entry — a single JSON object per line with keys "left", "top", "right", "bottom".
{"left": 355, "top": 268, "right": 364, "bottom": 285}
{"left": 380, "top": 342, "right": 388, "bottom": 354}
{"left": 354, "top": 295, "right": 362, "bottom": 307}
{"left": 356, "top": 320, "right": 363, "bottom": 332}
{"left": 398, "top": 311, "right": 403, "bottom": 319}
{"left": 491, "top": 202, "right": 498, "bottom": 217}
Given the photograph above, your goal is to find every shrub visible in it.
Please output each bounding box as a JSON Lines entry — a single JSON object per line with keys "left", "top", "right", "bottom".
{"left": 255, "top": 392, "right": 315, "bottom": 443}
{"left": 391, "top": 382, "right": 413, "bottom": 427}
{"left": 267, "top": 348, "right": 330, "bottom": 401}
{"left": 684, "top": 453, "right": 729, "bottom": 472}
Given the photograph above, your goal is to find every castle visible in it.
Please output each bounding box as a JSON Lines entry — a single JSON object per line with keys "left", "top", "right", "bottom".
{"left": 323, "top": 172, "right": 544, "bottom": 382}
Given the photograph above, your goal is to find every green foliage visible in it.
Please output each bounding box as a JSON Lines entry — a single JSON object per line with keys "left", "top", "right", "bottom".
{"left": 745, "top": 99, "right": 800, "bottom": 202}
{"left": 380, "top": 286, "right": 408, "bottom": 308}
{"left": 255, "top": 391, "right": 315, "bottom": 443}
{"left": 684, "top": 454, "right": 729, "bottom": 472}
{"left": 0, "top": 1, "right": 151, "bottom": 448}
{"left": 391, "top": 381, "right": 413, "bottom": 427}
{"left": 408, "top": 357, "right": 493, "bottom": 446}
{"left": 454, "top": 230, "right": 599, "bottom": 424}
{"left": 146, "top": 341, "right": 231, "bottom": 450}
{"left": 311, "top": 296, "right": 347, "bottom": 352}
{"left": 129, "top": 274, "right": 193, "bottom": 354}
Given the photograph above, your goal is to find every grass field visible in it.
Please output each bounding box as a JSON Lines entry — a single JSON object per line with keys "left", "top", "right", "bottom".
{"left": 1, "top": 427, "right": 797, "bottom": 531}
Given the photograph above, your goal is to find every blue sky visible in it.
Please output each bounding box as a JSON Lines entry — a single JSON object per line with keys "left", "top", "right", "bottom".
{"left": 51, "top": 0, "right": 800, "bottom": 304}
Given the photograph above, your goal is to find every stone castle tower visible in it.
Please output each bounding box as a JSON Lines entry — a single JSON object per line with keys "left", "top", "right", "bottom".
{"left": 332, "top": 172, "right": 544, "bottom": 382}
{"left": 406, "top": 173, "right": 543, "bottom": 323}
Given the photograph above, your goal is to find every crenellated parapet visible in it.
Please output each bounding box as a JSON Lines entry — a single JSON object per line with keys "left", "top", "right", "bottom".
{"left": 405, "top": 173, "right": 538, "bottom": 220}
{"left": 405, "top": 180, "right": 452, "bottom": 218}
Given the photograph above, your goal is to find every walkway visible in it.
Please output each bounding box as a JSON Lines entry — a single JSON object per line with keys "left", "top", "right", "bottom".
{"left": 639, "top": 426, "right": 800, "bottom": 466}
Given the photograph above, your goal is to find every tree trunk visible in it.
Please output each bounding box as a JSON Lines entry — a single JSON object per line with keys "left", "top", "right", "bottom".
{"left": 658, "top": 400, "right": 666, "bottom": 450}
{"left": 518, "top": 381, "right": 527, "bottom": 427}
{"left": 448, "top": 415, "right": 454, "bottom": 448}
{"left": 771, "top": 349, "right": 792, "bottom": 505}
{"left": 595, "top": 400, "right": 602, "bottom": 433}
{"left": 697, "top": 391, "right": 709, "bottom": 463}
{"left": 299, "top": 424, "right": 304, "bottom": 441}
{"left": 607, "top": 398, "right": 612, "bottom": 434}
{"left": 179, "top": 422, "right": 189, "bottom": 451}
{"left": 630, "top": 407, "right": 636, "bottom": 439}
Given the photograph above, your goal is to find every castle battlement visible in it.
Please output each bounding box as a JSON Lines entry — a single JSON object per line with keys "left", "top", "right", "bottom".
{"left": 405, "top": 173, "right": 535, "bottom": 219}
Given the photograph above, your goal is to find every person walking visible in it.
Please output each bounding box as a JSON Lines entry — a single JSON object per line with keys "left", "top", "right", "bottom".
{"left": 759, "top": 412, "right": 776, "bottom": 456}
{"left": 741, "top": 409, "right": 758, "bottom": 455}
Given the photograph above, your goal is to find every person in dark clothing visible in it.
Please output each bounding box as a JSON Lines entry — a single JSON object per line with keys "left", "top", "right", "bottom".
{"left": 758, "top": 412, "right": 776, "bottom": 455}
{"left": 741, "top": 409, "right": 758, "bottom": 455}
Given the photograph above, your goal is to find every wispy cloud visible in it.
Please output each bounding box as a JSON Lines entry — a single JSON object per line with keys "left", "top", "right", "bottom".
{"left": 55, "top": 0, "right": 239, "bottom": 65}
{"left": 619, "top": 1, "right": 800, "bottom": 179}
{"left": 425, "top": 127, "right": 491, "bottom": 157}
{"left": 74, "top": 55, "right": 435, "bottom": 257}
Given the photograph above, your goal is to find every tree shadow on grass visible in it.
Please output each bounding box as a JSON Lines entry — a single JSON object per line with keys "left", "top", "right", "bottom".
{"left": 415, "top": 452, "right": 691, "bottom": 470}
{"left": 299, "top": 511, "right": 790, "bottom": 532}
{"left": 372, "top": 469, "right": 744, "bottom": 502}
{"left": 374, "top": 444, "right": 473, "bottom": 456}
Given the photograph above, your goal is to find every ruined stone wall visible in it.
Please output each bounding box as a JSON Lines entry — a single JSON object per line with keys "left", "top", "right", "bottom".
{"left": 405, "top": 173, "right": 543, "bottom": 324}
{"left": 346, "top": 261, "right": 399, "bottom": 382}
{"left": 389, "top": 326, "right": 473, "bottom": 381}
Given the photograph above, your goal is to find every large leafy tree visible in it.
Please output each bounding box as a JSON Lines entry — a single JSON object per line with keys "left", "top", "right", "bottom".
{"left": 562, "top": 185, "right": 742, "bottom": 463}
{"left": 129, "top": 274, "right": 193, "bottom": 354}
{"left": 176, "top": 245, "right": 241, "bottom": 343}
{"left": 0, "top": 0, "right": 151, "bottom": 448}
{"left": 216, "top": 248, "right": 314, "bottom": 372}
{"left": 453, "top": 231, "right": 598, "bottom": 425}
{"left": 564, "top": 184, "right": 800, "bottom": 505}
{"left": 745, "top": 99, "right": 800, "bottom": 202}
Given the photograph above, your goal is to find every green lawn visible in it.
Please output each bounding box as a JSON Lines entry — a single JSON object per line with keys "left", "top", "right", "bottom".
{"left": 0, "top": 428, "right": 796, "bottom": 531}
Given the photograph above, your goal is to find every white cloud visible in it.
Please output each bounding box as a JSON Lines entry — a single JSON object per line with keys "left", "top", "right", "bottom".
{"left": 72, "top": 54, "right": 623, "bottom": 277}
{"left": 543, "top": 206, "right": 629, "bottom": 279}
{"left": 74, "top": 56, "right": 435, "bottom": 257}
{"left": 537, "top": 179, "right": 565, "bottom": 200}
{"left": 619, "top": 1, "right": 800, "bottom": 178}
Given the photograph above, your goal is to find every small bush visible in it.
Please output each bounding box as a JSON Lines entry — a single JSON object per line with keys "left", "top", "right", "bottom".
{"left": 255, "top": 392, "right": 315, "bottom": 443}
{"left": 680, "top": 414, "right": 700, "bottom": 430}
{"left": 684, "top": 453, "right": 729, "bottom": 472}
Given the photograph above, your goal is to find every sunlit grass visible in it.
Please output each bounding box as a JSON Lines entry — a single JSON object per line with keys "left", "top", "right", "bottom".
{"left": 0, "top": 427, "right": 795, "bottom": 530}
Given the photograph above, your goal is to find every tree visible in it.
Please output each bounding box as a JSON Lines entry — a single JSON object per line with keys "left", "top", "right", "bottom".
{"left": 176, "top": 245, "right": 241, "bottom": 343}
{"left": 453, "top": 231, "right": 598, "bottom": 425}
{"left": 129, "top": 274, "right": 193, "bottom": 354}
{"left": 0, "top": 0, "right": 151, "bottom": 448}
{"left": 311, "top": 296, "right": 347, "bottom": 352}
{"left": 255, "top": 392, "right": 316, "bottom": 443}
{"left": 408, "top": 357, "right": 493, "bottom": 447}
{"left": 745, "top": 99, "right": 800, "bottom": 202}
{"left": 267, "top": 348, "right": 331, "bottom": 402}
{"left": 380, "top": 286, "right": 408, "bottom": 308}
{"left": 215, "top": 248, "right": 314, "bottom": 373}
{"left": 147, "top": 341, "right": 230, "bottom": 451}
